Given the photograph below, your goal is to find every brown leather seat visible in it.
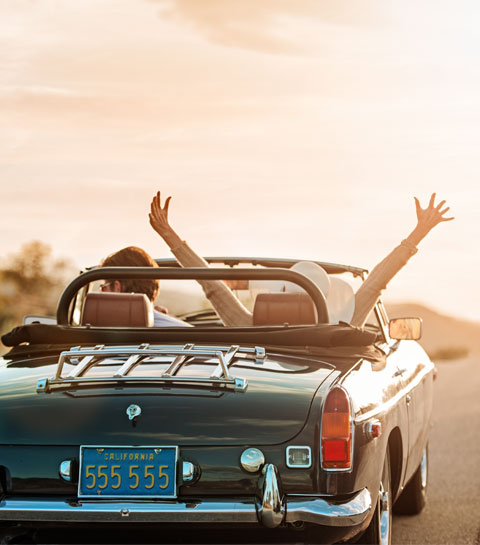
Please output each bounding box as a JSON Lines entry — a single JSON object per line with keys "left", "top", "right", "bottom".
{"left": 81, "top": 292, "right": 154, "bottom": 327}
{"left": 252, "top": 292, "right": 317, "bottom": 326}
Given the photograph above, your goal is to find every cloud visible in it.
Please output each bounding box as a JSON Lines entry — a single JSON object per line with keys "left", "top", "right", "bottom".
{"left": 150, "top": 0, "right": 386, "bottom": 53}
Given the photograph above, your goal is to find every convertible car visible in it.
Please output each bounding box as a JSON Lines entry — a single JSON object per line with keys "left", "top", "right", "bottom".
{"left": 0, "top": 259, "right": 433, "bottom": 544}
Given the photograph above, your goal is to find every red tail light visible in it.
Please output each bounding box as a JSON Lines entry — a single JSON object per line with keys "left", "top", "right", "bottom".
{"left": 321, "top": 386, "right": 352, "bottom": 469}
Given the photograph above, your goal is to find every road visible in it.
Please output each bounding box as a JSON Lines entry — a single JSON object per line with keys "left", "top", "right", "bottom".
{"left": 392, "top": 355, "right": 480, "bottom": 545}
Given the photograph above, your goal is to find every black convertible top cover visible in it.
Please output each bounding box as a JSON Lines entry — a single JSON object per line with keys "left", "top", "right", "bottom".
{"left": 2, "top": 322, "right": 378, "bottom": 349}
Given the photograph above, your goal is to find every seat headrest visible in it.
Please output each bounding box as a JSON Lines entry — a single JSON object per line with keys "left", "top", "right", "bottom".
{"left": 253, "top": 292, "right": 317, "bottom": 326}
{"left": 81, "top": 292, "right": 154, "bottom": 327}
{"left": 326, "top": 277, "right": 355, "bottom": 324}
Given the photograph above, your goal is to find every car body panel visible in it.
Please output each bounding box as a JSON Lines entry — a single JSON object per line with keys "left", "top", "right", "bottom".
{"left": 0, "top": 354, "right": 335, "bottom": 446}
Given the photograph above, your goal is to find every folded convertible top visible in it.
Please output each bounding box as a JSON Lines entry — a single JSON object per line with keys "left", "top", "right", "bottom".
{"left": 2, "top": 322, "right": 378, "bottom": 349}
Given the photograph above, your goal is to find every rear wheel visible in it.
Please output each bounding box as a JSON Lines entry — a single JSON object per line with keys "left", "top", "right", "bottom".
{"left": 394, "top": 445, "right": 428, "bottom": 515}
{"left": 359, "top": 449, "right": 392, "bottom": 545}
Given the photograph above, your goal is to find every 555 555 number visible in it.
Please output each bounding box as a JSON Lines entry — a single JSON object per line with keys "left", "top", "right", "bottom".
{"left": 79, "top": 446, "right": 177, "bottom": 498}
{"left": 84, "top": 464, "right": 170, "bottom": 490}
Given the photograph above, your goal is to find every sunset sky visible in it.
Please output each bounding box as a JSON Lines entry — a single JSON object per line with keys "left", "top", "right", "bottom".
{"left": 1, "top": 0, "right": 479, "bottom": 321}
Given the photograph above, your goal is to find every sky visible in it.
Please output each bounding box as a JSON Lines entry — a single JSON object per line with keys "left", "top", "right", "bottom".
{"left": 1, "top": 0, "right": 479, "bottom": 321}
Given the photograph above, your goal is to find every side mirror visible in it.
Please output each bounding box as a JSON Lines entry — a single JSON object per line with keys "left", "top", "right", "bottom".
{"left": 389, "top": 317, "right": 422, "bottom": 340}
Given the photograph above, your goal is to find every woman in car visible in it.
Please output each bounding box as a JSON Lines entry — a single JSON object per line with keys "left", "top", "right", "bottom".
{"left": 100, "top": 246, "right": 191, "bottom": 327}
{"left": 148, "top": 192, "right": 453, "bottom": 328}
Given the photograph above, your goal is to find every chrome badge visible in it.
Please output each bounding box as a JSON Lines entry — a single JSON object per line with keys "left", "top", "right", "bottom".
{"left": 126, "top": 404, "right": 142, "bottom": 421}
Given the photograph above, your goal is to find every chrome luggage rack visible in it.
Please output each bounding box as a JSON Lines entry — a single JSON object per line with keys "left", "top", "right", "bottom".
{"left": 36, "top": 344, "right": 266, "bottom": 394}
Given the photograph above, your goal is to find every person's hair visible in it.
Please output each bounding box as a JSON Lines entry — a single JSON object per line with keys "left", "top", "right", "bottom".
{"left": 100, "top": 246, "right": 159, "bottom": 302}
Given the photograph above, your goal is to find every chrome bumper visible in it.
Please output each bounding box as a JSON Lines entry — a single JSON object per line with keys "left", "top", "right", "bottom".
{"left": 0, "top": 489, "right": 371, "bottom": 528}
{"left": 0, "top": 464, "right": 371, "bottom": 528}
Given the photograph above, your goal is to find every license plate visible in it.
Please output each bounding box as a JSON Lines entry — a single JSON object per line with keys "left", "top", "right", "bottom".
{"left": 78, "top": 446, "right": 178, "bottom": 498}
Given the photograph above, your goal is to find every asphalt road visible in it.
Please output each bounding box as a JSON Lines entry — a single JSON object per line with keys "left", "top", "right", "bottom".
{"left": 392, "top": 355, "right": 480, "bottom": 545}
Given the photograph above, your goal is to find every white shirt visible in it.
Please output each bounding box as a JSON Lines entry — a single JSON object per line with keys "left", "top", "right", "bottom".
{"left": 153, "top": 310, "right": 193, "bottom": 328}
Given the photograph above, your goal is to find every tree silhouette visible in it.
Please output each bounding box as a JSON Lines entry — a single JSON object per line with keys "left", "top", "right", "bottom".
{"left": 0, "top": 241, "right": 75, "bottom": 341}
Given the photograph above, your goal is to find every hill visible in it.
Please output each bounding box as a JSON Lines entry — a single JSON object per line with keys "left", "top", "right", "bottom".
{"left": 385, "top": 302, "right": 480, "bottom": 359}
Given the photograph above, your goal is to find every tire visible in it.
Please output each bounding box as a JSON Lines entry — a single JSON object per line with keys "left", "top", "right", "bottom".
{"left": 394, "top": 445, "right": 428, "bottom": 515}
{"left": 359, "top": 449, "right": 392, "bottom": 545}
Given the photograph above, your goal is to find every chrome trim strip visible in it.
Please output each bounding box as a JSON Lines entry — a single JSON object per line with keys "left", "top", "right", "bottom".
{"left": 0, "top": 489, "right": 371, "bottom": 526}
{"left": 373, "top": 301, "right": 390, "bottom": 344}
{"left": 420, "top": 448, "right": 428, "bottom": 489}
{"left": 0, "top": 498, "right": 259, "bottom": 523}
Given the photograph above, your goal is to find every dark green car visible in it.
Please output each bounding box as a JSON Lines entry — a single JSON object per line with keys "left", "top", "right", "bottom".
{"left": 0, "top": 260, "right": 433, "bottom": 544}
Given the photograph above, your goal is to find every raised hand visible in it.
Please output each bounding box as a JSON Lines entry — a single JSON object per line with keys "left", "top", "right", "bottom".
{"left": 148, "top": 191, "right": 182, "bottom": 248}
{"left": 406, "top": 192, "right": 454, "bottom": 247}
{"left": 414, "top": 193, "right": 454, "bottom": 234}
{"left": 149, "top": 191, "right": 172, "bottom": 236}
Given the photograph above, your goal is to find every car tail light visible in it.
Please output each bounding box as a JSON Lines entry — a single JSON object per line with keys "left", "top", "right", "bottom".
{"left": 321, "top": 386, "right": 352, "bottom": 470}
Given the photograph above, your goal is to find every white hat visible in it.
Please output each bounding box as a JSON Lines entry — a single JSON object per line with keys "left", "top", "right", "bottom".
{"left": 285, "top": 261, "right": 331, "bottom": 297}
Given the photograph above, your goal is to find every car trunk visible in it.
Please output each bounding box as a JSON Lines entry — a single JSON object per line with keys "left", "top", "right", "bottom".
{"left": 0, "top": 353, "right": 334, "bottom": 446}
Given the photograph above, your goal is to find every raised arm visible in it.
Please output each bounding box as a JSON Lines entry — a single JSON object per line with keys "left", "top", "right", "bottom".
{"left": 149, "top": 191, "right": 253, "bottom": 326}
{"left": 351, "top": 193, "right": 454, "bottom": 328}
